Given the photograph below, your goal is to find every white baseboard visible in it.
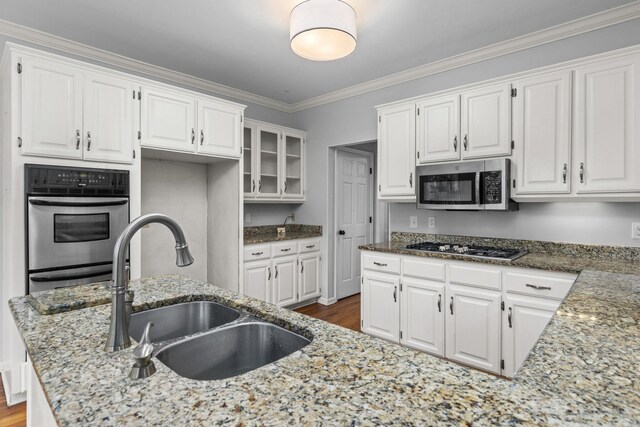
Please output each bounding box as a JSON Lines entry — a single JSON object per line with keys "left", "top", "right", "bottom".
{"left": 317, "top": 297, "right": 337, "bottom": 306}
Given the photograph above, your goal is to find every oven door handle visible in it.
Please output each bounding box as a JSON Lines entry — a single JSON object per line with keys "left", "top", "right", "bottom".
{"left": 30, "top": 269, "right": 112, "bottom": 283}
{"left": 29, "top": 199, "right": 128, "bottom": 207}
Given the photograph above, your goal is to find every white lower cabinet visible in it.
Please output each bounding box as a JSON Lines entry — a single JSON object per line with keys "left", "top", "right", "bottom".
{"left": 27, "top": 357, "right": 56, "bottom": 427}
{"left": 299, "top": 252, "right": 321, "bottom": 300}
{"left": 242, "top": 259, "right": 271, "bottom": 303}
{"left": 361, "top": 272, "right": 400, "bottom": 342}
{"left": 400, "top": 278, "right": 445, "bottom": 356}
{"left": 273, "top": 256, "right": 298, "bottom": 307}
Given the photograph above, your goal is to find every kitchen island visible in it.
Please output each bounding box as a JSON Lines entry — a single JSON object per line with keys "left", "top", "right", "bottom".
{"left": 9, "top": 266, "right": 640, "bottom": 425}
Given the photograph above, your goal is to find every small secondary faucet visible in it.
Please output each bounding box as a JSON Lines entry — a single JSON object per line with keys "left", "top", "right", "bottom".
{"left": 104, "top": 214, "right": 194, "bottom": 352}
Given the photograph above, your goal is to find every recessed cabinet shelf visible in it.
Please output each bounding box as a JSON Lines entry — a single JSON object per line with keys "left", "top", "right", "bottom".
{"left": 244, "top": 119, "right": 306, "bottom": 203}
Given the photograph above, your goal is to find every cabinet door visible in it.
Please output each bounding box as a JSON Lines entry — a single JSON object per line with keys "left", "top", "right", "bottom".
{"left": 362, "top": 272, "right": 400, "bottom": 343}
{"left": 21, "top": 56, "right": 83, "bottom": 159}
{"left": 445, "top": 284, "right": 501, "bottom": 374}
{"left": 400, "top": 278, "right": 445, "bottom": 357}
{"left": 141, "top": 86, "right": 196, "bottom": 153}
{"left": 378, "top": 104, "right": 416, "bottom": 199}
{"left": 416, "top": 95, "right": 460, "bottom": 164}
{"left": 513, "top": 71, "right": 572, "bottom": 194}
{"left": 461, "top": 83, "right": 512, "bottom": 159}
{"left": 242, "top": 260, "right": 271, "bottom": 303}
{"left": 83, "top": 72, "right": 135, "bottom": 164}
{"left": 256, "top": 124, "right": 281, "bottom": 199}
{"left": 502, "top": 294, "right": 559, "bottom": 378}
{"left": 243, "top": 123, "right": 257, "bottom": 198}
{"left": 197, "top": 99, "right": 242, "bottom": 158}
{"left": 273, "top": 256, "right": 298, "bottom": 307}
{"left": 574, "top": 54, "right": 640, "bottom": 193}
{"left": 282, "top": 131, "right": 305, "bottom": 200}
{"left": 299, "top": 253, "right": 321, "bottom": 301}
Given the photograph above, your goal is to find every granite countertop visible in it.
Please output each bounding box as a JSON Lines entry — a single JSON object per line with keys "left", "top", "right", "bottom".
{"left": 10, "top": 269, "right": 640, "bottom": 425}
{"left": 244, "top": 224, "right": 322, "bottom": 245}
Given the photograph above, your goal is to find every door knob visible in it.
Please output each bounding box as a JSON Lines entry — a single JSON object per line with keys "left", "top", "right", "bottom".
{"left": 338, "top": 230, "right": 346, "bottom": 235}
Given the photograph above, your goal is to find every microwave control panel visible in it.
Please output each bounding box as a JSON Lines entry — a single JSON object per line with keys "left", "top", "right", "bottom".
{"left": 482, "top": 171, "right": 503, "bottom": 204}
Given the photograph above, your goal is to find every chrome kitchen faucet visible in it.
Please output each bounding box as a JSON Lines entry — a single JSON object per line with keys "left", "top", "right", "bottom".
{"left": 105, "top": 214, "right": 194, "bottom": 352}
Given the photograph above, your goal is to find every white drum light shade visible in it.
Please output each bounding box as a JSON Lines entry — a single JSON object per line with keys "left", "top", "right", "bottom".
{"left": 290, "top": 0, "right": 357, "bottom": 61}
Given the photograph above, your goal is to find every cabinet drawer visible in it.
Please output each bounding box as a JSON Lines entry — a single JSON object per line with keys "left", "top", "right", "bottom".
{"left": 449, "top": 264, "right": 501, "bottom": 290}
{"left": 298, "top": 239, "right": 321, "bottom": 254}
{"left": 504, "top": 272, "right": 574, "bottom": 300}
{"left": 272, "top": 241, "right": 298, "bottom": 258}
{"left": 402, "top": 259, "right": 445, "bottom": 282}
{"left": 243, "top": 245, "right": 271, "bottom": 261}
{"left": 363, "top": 253, "right": 401, "bottom": 274}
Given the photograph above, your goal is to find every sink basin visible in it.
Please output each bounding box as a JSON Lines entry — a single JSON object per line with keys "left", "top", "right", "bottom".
{"left": 129, "top": 301, "right": 240, "bottom": 343}
{"left": 155, "top": 322, "right": 311, "bottom": 380}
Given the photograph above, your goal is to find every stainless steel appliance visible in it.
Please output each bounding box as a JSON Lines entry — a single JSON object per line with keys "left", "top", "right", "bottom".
{"left": 416, "top": 158, "right": 517, "bottom": 211}
{"left": 25, "top": 164, "right": 129, "bottom": 293}
{"left": 405, "top": 242, "right": 527, "bottom": 261}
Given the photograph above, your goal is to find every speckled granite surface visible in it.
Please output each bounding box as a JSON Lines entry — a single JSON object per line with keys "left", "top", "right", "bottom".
{"left": 244, "top": 224, "right": 322, "bottom": 244}
{"left": 9, "top": 271, "right": 640, "bottom": 425}
{"left": 27, "top": 281, "right": 111, "bottom": 315}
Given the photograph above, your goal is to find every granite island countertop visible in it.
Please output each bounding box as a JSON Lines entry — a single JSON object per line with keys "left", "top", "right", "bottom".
{"left": 10, "top": 269, "right": 640, "bottom": 425}
{"left": 244, "top": 224, "right": 322, "bottom": 245}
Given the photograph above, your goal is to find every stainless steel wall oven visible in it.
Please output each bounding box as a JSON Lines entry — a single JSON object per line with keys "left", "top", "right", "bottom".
{"left": 25, "top": 164, "right": 130, "bottom": 293}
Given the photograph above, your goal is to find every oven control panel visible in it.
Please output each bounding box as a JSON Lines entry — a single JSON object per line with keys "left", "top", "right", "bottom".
{"left": 26, "top": 164, "right": 129, "bottom": 196}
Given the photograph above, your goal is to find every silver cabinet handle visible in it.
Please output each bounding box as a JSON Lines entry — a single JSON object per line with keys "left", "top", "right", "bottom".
{"left": 200, "top": 130, "right": 204, "bottom": 145}
{"left": 191, "top": 128, "right": 195, "bottom": 144}
{"left": 305, "top": 245, "right": 315, "bottom": 249}
{"left": 463, "top": 135, "right": 468, "bottom": 151}
{"left": 526, "top": 283, "right": 552, "bottom": 290}
{"left": 252, "top": 180, "right": 256, "bottom": 192}
{"left": 453, "top": 136, "right": 458, "bottom": 152}
{"left": 409, "top": 172, "right": 413, "bottom": 188}
{"left": 281, "top": 248, "right": 291, "bottom": 252}
{"left": 251, "top": 252, "right": 263, "bottom": 256}
{"left": 275, "top": 266, "right": 278, "bottom": 279}
{"left": 450, "top": 297, "right": 454, "bottom": 315}
{"left": 579, "top": 162, "right": 584, "bottom": 183}
{"left": 562, "top": 163, "right": 567, "bottom": 184}
{"left": 437, "top": 294, "right": 442, "bottom": 312}
{"left": 268, "top": 267, "right": 271, "bottom": 280}
{"left": 258, "top": 179, "right": 262, "bottom": 192}
{"left": 284, "top": 180, "right": 287, "bottom": 193}
{"left": 393, "top": 286, "right": 397, "bottom": 303}
{"left": 301, "top": 262, "right": 304, "bottom": 273}
{"left": 76, "top": 130, "right": 81, "bottom": 150}
{"left": 508, "top": 307, "right": 513, "bottom": 328}
{"left": 86, "top": 131, "right": 91, "bottom": 151}
{"left": 373, "top": 262, "right": 387, "bottom": 267}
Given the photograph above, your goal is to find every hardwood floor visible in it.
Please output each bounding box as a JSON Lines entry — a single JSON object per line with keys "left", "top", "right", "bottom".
{"left": 295, "top": 293, "right": 361, "bottom": 332}
{"left": 0, "top": 384, "right": 26, "bottom": 427}
{"left": 0, "top": 294, "right": 361, "bottom": 427}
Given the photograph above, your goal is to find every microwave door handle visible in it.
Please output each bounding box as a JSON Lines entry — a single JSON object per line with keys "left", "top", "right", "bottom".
{"left": 30, "top": 268, "right": 112, "bottom": 283}
{"left": 476, "top": 172, "right": 481, "bottom": 207}
{"left": 29, "top": 199, "right": 128, "bottom": 207}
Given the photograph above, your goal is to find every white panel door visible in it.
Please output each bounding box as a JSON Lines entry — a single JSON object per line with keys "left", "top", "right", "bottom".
{"left": 362, "top": 272, "right": 400, "bottom": 343}
{"left": 574, "top": 54, "right": 640, "bottom": 193}
{"left": 445, "top": 284, "right": 502, "bottom": 374}
{"left": 83, "top": 72, "right": 135, "bottom": 164}
{"left": 336, "top": 150, "right": 371, "bottom": 299}
{"left": 141, "top": 85, "right": 196, "bottom": 152}
{"left": 273, "top": 256, "right": 298, "bottom": 307}
{"left": 502, "top": 294, "right": 559, "bottom": 378}
{"left": 400, "top": 278, "right": 445, "bottom": 357}
{"left": 416, "top": 94, "right": 460, "bottom": 164}
{"left": 514, "top": 71, "right": 572, "bottom": 194}
{"left": 461, "top": 83, "right": 512, "bottom": 159}
{"left": 197, "top": 99, "right": 242, "bottom": 158}
{"left": 378, "top": 103, "right": 416, "bottom": 198}
{"left": 299, "top": 253, "right": 321, "bottom": 301}
{"left": 242, "top": 260, "right": 271, "bottom": 303}
{"left": 21, "top": 56, "right": 83, "bottom": 159}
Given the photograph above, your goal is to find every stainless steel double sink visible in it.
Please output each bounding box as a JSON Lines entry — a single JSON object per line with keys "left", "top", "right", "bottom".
{"left": 128, "top": 301, "right": 311, "bottom": 381}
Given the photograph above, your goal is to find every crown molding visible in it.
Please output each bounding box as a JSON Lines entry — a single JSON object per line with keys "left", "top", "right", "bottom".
{"left": 0, "top": 19, "right": 293, "bottom": 113}
{"left": 289, "top": 1, "right": 640, "bottom": 112}
{"left": 0, "top": 1, "right": 639, "bottom": 115}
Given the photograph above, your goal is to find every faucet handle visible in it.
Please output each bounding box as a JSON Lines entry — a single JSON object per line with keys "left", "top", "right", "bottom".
{"left": 130, "top": 322, "right": 156, "bottom": 379}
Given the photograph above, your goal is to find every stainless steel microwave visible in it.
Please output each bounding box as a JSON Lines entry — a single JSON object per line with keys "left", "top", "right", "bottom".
{"left": 416, "top": 158, "right": 518, "bottom": 211}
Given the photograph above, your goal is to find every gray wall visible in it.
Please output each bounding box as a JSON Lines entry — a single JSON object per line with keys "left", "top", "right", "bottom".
{"left": 291, "top": 19, "right": 640, "bottom": 299}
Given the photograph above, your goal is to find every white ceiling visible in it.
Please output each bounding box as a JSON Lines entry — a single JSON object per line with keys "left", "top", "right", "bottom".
{"left": 0, "top": 0, "right": 634, "bottom": 105}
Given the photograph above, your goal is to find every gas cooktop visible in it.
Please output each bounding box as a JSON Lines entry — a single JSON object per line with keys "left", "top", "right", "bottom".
{"left": 405, "top": 242, "right": 528, "bottom": 261}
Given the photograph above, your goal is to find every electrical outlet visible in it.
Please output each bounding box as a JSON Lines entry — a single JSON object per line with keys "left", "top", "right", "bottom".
{"left": 290, "top": 212, "right": 295, "bottom": 222}
{"left": 632, "top": 222, "right": 640, "bottom": 239}
{"left": 409, "top": 216, "right": 418, "bottom": 229}
{"left": 428, "top": 217, "right": 436, "bottom": 228}
{"left": 245, "top": 213, "right": 251, "bottom": 223}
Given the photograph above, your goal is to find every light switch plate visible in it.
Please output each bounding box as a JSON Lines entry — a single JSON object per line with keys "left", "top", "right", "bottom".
{"left": 632, "top": 222, "right": 640, "bottom": 239}
{"left": 245, "top": 213, "right": 251, "bottom": 223}
{"left": 428, "top": 217, "right": 436, "bottom": 228}
{"left": 409, "top": 216, "right": 418, "bottom": 229}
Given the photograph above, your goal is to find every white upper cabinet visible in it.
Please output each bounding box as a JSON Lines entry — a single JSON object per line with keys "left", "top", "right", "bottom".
{"left": 461, "top": 83, "right": 512, "bottom": 159}
{"left": 282, "top": 130, "right": 305, "bottom": 199}
{"left": 378, "top": 103, "right": 416, "bottom": 199}
{"left": 416, "top": 94, "right": 460, "bottom": 164}
{"left": 513, "top": 70, "right": 572, "bottom": 194}
{"left": 574, "top": 54, "right": 640, "bottom": 193}
{"left": 21, "top": 56, "right": 84, "bottom": 160}
{"left": 197, "top": 99, "right": 242, "bottom": 157}
{"left": 243, "top": 125, "right": 257, "bottom": 198}
{"left": 256, "top": 124, "right": 282, "bottom": 199}
{"left": 83, "top": 72, "right": 136, "bottom": 164}
{"left": 141, "top": 85, "right": 196, "bottom": 153}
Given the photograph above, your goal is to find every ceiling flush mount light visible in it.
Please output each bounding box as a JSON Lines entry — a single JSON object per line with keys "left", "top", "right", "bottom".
{"left": 290, "top": 0, "right": 357, "bottom": 61}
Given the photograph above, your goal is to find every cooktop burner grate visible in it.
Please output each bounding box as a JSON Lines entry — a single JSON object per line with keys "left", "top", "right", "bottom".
{"left": 405, "top": 242, "right": 527, "bottom": 261}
